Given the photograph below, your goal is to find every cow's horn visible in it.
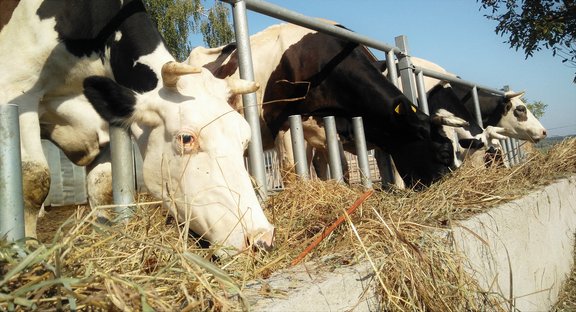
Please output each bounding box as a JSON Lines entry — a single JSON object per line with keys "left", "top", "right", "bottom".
{"left": 504, "top": 90, "right": 525, "bottom": 99}
{"left": 226, "top": 77, "right": 260, "bottom": 94}
{"left": 162, "top": 61, "right": 202, "bottom": 88}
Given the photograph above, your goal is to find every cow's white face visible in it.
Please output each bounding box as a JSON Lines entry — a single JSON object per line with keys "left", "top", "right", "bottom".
{"left": 497, "top": 91, "right": 547, "bottom": 143}
{"left": 84, "top": 63, "right": 274, "bottom": 254}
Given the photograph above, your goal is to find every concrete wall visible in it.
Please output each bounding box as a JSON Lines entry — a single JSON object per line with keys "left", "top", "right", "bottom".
{"left": 452, "top": 176, "right": 576, "bottom": 311}
{"left": 246, "top": 176, "right": 576, "bottom": 311}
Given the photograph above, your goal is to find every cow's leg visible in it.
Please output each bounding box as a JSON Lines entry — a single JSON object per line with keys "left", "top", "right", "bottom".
{"left": 85, "top": 144, "right": 113, "bottom": 223}
{"left": 13, "top": 99, "right": 51, "bottom": 238}
{"left": 275, "top": 129, "right": 299, "bottom": 183}
{"left": 311, "top": 144, "right": 349, "bottom": 183}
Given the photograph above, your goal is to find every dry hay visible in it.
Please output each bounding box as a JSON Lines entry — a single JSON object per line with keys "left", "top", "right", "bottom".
{"left": 1, "top": 138, "right": 575, "bottom": 311}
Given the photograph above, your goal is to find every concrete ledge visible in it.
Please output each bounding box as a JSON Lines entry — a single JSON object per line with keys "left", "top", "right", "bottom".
{"left": 245, "top": 176, "right": 576, "bottom": 311}
{"left": 452, "top": 176, "right": 576, "bottom": 311}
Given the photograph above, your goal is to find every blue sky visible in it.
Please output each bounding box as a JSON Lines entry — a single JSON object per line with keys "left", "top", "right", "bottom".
{"left": 189, "top": 1, "right": 576, "bottom": 137}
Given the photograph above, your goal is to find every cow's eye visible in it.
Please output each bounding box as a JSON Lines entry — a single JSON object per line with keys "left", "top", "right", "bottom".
{"left": 174, "top": 131, "right": 197, "bottom": 154}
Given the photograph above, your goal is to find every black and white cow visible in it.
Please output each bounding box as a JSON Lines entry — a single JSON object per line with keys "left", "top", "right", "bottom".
{"left": 381, "top": 56, "right": 547, "bottom": 168}
{"left": 0, "top": 0, "right": 274, "bottom": 253}
{"left": 395, "top": 57, "right": 547, "bottom": 144}
{"left": 187, "top": 22, "right": 471, "bottom": 187}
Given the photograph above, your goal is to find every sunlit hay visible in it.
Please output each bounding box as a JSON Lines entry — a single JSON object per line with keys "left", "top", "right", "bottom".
{"left": 0, "top": 200, "right": 251, "bottom": 311}
{"left": 1, "top": 138, "right": 575, "bottom": 311}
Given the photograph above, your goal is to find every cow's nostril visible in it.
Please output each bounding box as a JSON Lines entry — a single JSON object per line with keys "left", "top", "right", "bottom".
{"left": 542, "top": 130, "right": 547, "bottom": 137}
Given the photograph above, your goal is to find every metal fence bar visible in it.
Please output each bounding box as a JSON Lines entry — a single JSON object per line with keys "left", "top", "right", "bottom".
{"left": 516, "top": 139, "right": 524, "bottom": 160}
{"left": 415, "top": 67, "right": 506, "bottom": 96}
{"left": 228, "top": 0, "right": 268, "bottom": 199}
{"left": 414, "top": 69, "right": 429, "bottom": 115}
{"left": 507, "top": 138, "right": 517, "bottom": 166}
{"left": 395, "top": 36, "right": 418, "bottom": 105}
{"left": 352, "top": 117, "right": 372, "bottom": 189}
{"left": 471, "top": 86, "right": 484, "bottom": 128}
{"left": 323, "top": 116, "right": 344, "bottom": 183}
{"left": 109, "top": 126, "right": 135, "bottom": 221}
{"left": 386, "top": 50, "right": 399, "bottom": 88}
{"left": 0, "top": 104, "right": 25, "bottom": 241}
{"left": 222, "top": 0, "right": 402, "bottom": 56}
{"left": 289, "top": 115, "right": 309, "bottom": 179}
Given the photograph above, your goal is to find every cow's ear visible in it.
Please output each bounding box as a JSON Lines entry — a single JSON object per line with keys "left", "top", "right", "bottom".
{"left": 84, "top": 76, "right": 136, "bottom": 126}
{"left": 393, "top": 101, "right": 417, "bottom": 115}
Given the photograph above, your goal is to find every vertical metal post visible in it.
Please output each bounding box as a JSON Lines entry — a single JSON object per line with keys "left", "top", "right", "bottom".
{"left": 516, "top": 139, "right": 524, "bottom": 161}
{"left": 471, "top": 86, "right": 484, "bottom": 128}
{"left": 352, "top": 117, "right": 372, "bottom": 189}
{"left": 499, "top": 138, "right": 510, "bottom": 167}
{"left": 0, "top": 104, "right": 25, "bottom": 241}
{"left": 414, "top": 69, "right": 429, "bottom": 115}
{"left": 109, "top": 126, "right": 135, "bottom": 221}
{"left": 323, "top": 116, "right": 344, "bottom": 183}
{"left": 395, "top": 36, "right": 418, "bottom": 104}
{"left": 385, "top": 50, "right": 399, "bottom": 88}
{"left": 229, "top": 0, "right": 268, "bottom": 198}
{"left": 289, "top": 115, "right": 309, "bottom": 179}
{"left": 506, "top": 138, "right": 516, "bottom": 166}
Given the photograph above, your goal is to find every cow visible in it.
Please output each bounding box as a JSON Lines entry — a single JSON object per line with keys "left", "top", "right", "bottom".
{"left": 187, "top": 22, "right": 471, "bottom": 187}
{"left": 382, "top": 57, "right": 547, "bottom": 168}
{"left": 0, "top": 0, "right": 274, "bottom": 254}
{"left": 391, "top": 57, "right": 547, "bottom": 144}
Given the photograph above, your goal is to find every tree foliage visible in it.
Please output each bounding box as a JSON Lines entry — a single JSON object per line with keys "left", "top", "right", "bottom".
{"left": 200, "top": 2, "right": 235, "bottom": 48}
{"left": 526, "top": 100, "right": 548, "bottom": 119}
{"left": 144, "top": 0, "right": 234, "bottom": 61}
{"left": 479, "top": 0, "right": 576, "bottom": 82}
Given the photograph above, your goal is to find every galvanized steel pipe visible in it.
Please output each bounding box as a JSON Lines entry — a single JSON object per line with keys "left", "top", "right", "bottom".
{"left": 415, "top": 67, "right": 506, "bottom": 96}
{"left": 471, "top": 86, "right": 484, "bottom": 128}
{"left": 289, "top": 115, "right": 309, "bottom": 179}
{"left": 414, "top": 69, "right": 429, "bottom": 115}
{"left": 323, "top": 116, "right": 344, "bottom": 183}
{"left": 386, "top": 50, "right": 399, "bottom": 88}
{"left": 352, "top": 117, "right": 372, "bottom": 189}
{"left": 395, "top": 36, "right": 418, "bottom": 105}
{"left": 222, "top": 0, "right": 402, "bottom": 56}
{"left": 229, "top": 0, "right": 268, "bottom": 198}
{"left": 0, "top": 104, "right": 25, "bottom": 241}
{"left": 109, "top": 125, "right": 135, "bottom": 221}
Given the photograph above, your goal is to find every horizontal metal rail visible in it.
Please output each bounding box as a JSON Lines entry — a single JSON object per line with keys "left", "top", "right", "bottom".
{"left": 414, "top": 67, "right": 506, "bottom": 96}
{"left": 221, "top": 0, "right": 403, "bottom": 56}
{"left": 223, "top": 0, "right": 509, "bottom": 100}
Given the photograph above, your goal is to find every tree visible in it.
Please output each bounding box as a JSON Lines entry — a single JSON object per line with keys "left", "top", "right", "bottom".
{"left": 478, "top": 0, "right": 576, "bottom": 82}
{"left": 200, "top": 2, "right": 235, "bottom": 48}
{"left": 144, "top": 0, "right": 234, "bottom": 61}
{"left": 526, "top": 100, "right": 548, "bottom": 119}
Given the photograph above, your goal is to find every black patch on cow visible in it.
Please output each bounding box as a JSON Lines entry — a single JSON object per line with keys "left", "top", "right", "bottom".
{"left": 37, "top": 0, "right": 161, "bottom": 93}
{"left": 83, "top": 76, "right": 136, "bottom": 125}
{"left": 427, "top": 85, "right": 484, "bottom": 136}
{"left": 513, "top": 104, "right": 528, "bottom": 122}
{"left": 458, "top": 138, "right": 485, "bottom": 150}
{"left": 450, "top": 82, "right": 513, "bottom": 128}
{"left": 202, "top": 43, "right": 240, "bottom": 79}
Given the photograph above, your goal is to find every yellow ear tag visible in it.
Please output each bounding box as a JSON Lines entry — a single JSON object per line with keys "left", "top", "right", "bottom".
{"left": 394, "top": 104, "right": 402, "bottom": 114}
{"left": 411, "top": 105, "right": 417, "bottom": 113}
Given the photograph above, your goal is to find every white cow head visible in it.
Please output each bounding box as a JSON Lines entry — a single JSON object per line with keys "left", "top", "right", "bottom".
{"left": 496, "top": 91, "right": 547, "bottom": 143}
{"left": 83, "top": 62, "right": 274, "bottom": 254}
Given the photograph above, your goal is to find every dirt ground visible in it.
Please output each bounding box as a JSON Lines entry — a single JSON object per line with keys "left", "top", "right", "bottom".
{"left": 36, "top": 204, "right": 80, "bottom": 244}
